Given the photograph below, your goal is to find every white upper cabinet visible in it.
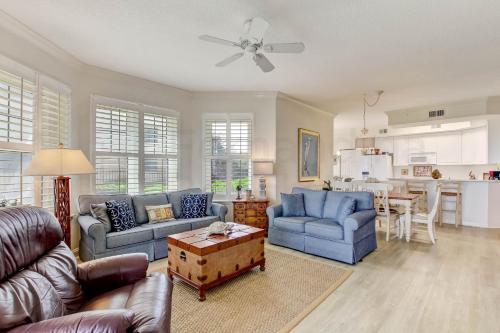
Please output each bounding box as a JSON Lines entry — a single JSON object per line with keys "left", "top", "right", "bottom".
{"left": 461, "top": 127, "right": 488, "bottom": 165}
{"left": 435, "top": 132, "right": 461, "bottom": 165}
{"left": 375, "top": 136, "right": 394, "bottom": 154}
{"left": 408, "top": 135, "right": 437, "bottom": 154}
{"left": 393, "top": 136, "right": 409, "bottom": 166}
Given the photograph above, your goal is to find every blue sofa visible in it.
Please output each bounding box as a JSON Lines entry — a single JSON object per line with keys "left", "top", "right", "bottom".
{"left": 77, "top": 188, "right": 227, "bottom": 262}
{"left": 267, "top": 187, "right": 377, "bottom": 264}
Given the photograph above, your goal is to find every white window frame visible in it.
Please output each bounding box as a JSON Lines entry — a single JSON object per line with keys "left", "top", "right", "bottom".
{"left": 90, "top": 95, "right": 180, "bottom": 194}
{"left": 0, "top": 54, "right": 71, "bottom": 208}
{"left": 202, "top": 113, "right": 253, "bottom": 200}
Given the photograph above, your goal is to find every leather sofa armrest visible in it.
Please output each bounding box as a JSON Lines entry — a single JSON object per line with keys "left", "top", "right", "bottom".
{"left": 78, "top": 253, "right": 148, "bottom": 295}
{"left": 266, "top": 204, "right": 283, "bottom": 227}
{"left": 7, "top": 310, "right": 134, "bottom": 333}
{"left": 211, "top": 202, "right": 228, "bottom": 222}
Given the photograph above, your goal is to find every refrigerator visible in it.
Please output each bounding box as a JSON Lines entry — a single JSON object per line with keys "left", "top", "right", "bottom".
{"left": 340, "top": 149, "right": 393, "bottom": 180}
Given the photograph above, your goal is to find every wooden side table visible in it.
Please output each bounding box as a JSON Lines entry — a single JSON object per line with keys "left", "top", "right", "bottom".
{"left": 232, "top": 199, "right": 269, "bottom": 234}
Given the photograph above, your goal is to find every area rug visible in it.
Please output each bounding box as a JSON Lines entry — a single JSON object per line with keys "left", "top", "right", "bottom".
{"left": 151, "top": 248, "right": 352, "bottom": 333}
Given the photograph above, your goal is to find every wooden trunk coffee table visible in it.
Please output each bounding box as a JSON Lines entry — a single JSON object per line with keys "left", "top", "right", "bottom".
{"left": 167, "top": 223, "right": 266, "bottom": 301}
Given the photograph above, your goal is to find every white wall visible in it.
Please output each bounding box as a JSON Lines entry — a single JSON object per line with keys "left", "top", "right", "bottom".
{"left": 276, "top": 95, "right": 334, "bottom": 195}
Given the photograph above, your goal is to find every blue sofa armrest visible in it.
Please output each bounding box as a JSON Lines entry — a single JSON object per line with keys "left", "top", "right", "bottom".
{"left": 266, "top": 204, "right": 283, "bottom": 228}
{"left": 78, "top": 215, "right": 106, "bottom": 253}
{"left": 211, "top": 203, "right": 228, "bottom": 222}
{"left": 343, "top": 209, "right": 377, "bottom": 243}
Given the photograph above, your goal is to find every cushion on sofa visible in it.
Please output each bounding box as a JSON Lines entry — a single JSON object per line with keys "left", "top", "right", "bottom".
{"left": 90, "top": 203, "right": 112, "bottom": 233}
{"left": 323, "top": 191, "right": 374, "bottom": 219}
{"left": 305, "top": 219, "right": 344, "bottom": 241}
{"left": 145, "top": 204, "right": 175, "bottom": 223}
{"left": 166, "top": 188, "right": 202, "bottom": 218}
{"left": 181, "top": 193, "right": 208, "bottom": 218}
{"left": 281, "top": 193, "right": 306, "bottom": 217}
{"left": 337, "top": 197, "right": 357, "bottom": 223}
{"left": 274, "top": 216, "right": 318, "bottom": 233}
{"left": 105, "top": 200, "right": 137, "bottom": 232}
{"left": 292, "top": 187, "right": 327, "bottom": 218}
{"left": 140, "top": 220, "right": 191, "bottom": 239}
{"left": 132, "top": 193, "right": 169, "bottom": 224}
{"left": 106, "top": 227, "right": 153, "bottom": 248}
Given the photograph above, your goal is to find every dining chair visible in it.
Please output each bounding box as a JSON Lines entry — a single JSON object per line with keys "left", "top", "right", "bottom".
{"left": 358, "top": 182, "right": 401, "bottom": 242}
{"left": 407, "top": 185, "right": 441, "bottom": 244}
{"left": 407, "top": 181, "right": 428, "bottom": 213}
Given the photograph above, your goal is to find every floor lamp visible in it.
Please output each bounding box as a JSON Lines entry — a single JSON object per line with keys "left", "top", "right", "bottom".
{"left": 24, "top": 144, "right": 95, "bottom": 247}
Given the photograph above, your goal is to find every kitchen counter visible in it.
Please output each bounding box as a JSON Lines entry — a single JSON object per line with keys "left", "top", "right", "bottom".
{"left": 388, "top": 178, "right": 500, "bottom": 228}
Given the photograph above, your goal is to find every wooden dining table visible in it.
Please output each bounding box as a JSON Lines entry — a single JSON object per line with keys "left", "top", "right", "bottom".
{"left": 388, "top": 192, "right": 420, "bottom": 242}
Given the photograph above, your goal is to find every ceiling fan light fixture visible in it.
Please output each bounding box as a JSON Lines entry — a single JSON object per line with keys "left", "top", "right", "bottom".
{"left": 198, "top": 17, "right": 305, "bottom": 72}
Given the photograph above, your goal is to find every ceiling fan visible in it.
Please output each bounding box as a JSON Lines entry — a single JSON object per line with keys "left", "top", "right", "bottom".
{"left": 199, "top": 17, "right": 305, "bottom": 72}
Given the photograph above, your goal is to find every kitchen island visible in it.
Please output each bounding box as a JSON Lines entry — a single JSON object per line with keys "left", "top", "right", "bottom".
{"left": 389, "top": 178, "right": 500, "bottom": 228}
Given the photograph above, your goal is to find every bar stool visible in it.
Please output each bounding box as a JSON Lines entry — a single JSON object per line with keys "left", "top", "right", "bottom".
{"left": 407, "top": 181, "right": 428, "bottom": 213}
{"left": 439, "top": 182, "right": 462, "bottom": 228}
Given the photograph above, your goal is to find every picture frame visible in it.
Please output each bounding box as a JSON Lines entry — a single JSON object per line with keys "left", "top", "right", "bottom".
{"left": 413, "top": 165, "right": 432, "bottom": 177}
{"left": 298, "top": 128, "right": 320, "bottom": 182}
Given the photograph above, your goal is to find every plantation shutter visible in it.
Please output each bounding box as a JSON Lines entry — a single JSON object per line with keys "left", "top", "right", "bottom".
{"left": 0, "top": 68, "right": 35, "bottom": 205}
{"left": 203, "top": 116, "right": 252, "bottom": 198}
{"left": 0, "top": 68, "right": 35, "bottom": 145}
{"left": 143, "top": 113, "right": 178, "bottom": 192}
{"left": 95, "top": 104, "right": 140, "bottom": 194}
{"left": 39, "top": 82, "right": 71, "bottom": 210}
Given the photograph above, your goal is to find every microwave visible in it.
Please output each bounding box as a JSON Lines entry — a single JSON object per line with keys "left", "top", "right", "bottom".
{"left": 408, "top": 152, "right": 437, "bottom": 165}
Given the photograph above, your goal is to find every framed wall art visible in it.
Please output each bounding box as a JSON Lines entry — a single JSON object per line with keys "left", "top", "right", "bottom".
{"left": 413, "top": 165, "right": 432, "bottom": 177}
{"left": 298, "top": 128, "right": 320, "bottom": 182}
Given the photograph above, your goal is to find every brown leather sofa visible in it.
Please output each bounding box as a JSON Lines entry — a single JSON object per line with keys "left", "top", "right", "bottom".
{"left": 0, "top": 206, "right": 173, "bottom": 333}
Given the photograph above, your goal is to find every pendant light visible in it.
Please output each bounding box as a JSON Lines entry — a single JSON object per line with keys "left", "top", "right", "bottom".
{"left": 355, "top": 90, "right": 384, "bottom": 149}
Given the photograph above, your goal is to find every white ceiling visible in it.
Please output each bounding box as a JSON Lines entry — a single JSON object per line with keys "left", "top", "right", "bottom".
{"left": 2, "top": 0, "right": 500, "bottom": 124}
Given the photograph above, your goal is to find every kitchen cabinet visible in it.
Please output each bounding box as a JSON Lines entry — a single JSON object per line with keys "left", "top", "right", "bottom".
{"left": 393, "top": 136, "right": 409, "bottom": 166}
{"left": 461, "top": 127, "right": 487, "bottom": 165}
{"left": 408, "top": 135, "right": 436, "bottom": 154}
{"left": 435, "top": 132, "right": 461, "bottom": 165}
{"left": 375, "top": 137, "right": 394, "bottom": 154}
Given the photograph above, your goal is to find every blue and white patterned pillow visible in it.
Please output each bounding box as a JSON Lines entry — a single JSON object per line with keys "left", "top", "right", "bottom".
{"left": 105, "top": 200, "right": 136, "bottom": 232}
{"left": 181, "top": 193, "right": 208, "bottom": 219}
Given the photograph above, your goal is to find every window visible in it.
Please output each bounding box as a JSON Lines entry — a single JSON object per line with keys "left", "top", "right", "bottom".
{"left": 93, "top": 98, "right": 179, "bottom": 195}
{"left": 39, "top": 83, "right": 72, "bottom": 210}
{"left": 0, "top": 60, "right": 71, "bottom": 208}
{"left": 203, "top": 115, "right": 252, "bottom": 199}
{"left": 0, "top": 68, "right": 35, "bottom": 205}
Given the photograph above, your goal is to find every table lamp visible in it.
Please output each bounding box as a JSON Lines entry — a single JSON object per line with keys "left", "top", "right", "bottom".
{"left": 24, "top": 144, "right": 95, "bottom": 247}
{"left": 253, "top": 161, "right": 274, "bottom": 199}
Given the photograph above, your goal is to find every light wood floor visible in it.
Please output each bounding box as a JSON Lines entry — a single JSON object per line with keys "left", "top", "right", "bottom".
{"left": 290, "top": 225, "right": 500, "bottom": 333}
{"left": 151, "top": 225, "right": 500, "bottom": 333}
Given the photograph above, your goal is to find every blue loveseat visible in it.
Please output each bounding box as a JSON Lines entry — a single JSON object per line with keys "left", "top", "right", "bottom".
{"left": 267, "top": 187, "right": 377, "bottom": 264}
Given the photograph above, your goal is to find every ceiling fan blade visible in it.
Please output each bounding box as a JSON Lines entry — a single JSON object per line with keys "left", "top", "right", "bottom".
{"left": 263, "top": 42, "right": 305, "bottom": 53}
{"left": 242, "top": 17, "right": 269, "bottom": 41}
{"left": 253, "top": 54, "right": 275, "bottom": 72}
{"left": 216, "top": 52, "right": 244, "bottom": 67}
{"left": 199, "top": 35, "right": 240, "bottom": 47}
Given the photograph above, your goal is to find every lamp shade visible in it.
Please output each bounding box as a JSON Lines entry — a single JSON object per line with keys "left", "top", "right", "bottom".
{"left": 355, "top": 137, "right": 375, "bottom": 149}
{"left": 253, "top": 161, "right": 274, "bottom": 175}
{"left": 24, "top": 147, "right": 95, "bottom": 176}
